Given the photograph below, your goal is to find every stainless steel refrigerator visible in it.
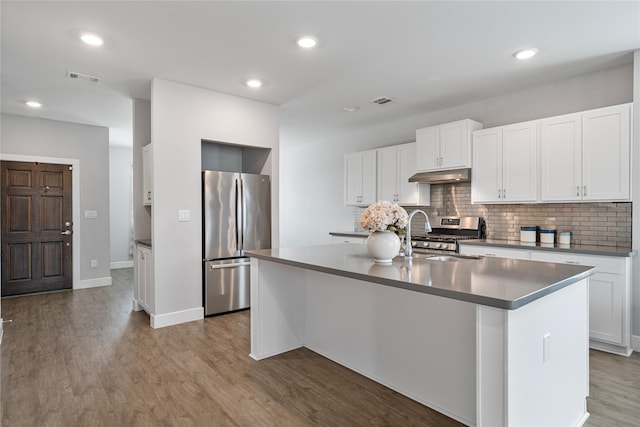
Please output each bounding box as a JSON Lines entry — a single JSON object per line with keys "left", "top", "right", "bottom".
{"left": 202, "top": 171, "right": 271, "bottom": 316}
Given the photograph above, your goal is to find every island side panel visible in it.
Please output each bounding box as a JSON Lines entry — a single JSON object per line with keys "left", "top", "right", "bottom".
{"left": 250, "top": 259, "right": 306, "bottom": 360}
{"left": 304, "top": 269, "right": 477, "bottom": 426}
{"left": 476, "top": 278, "right": 589, "bottom": 427}
{"left": 506, "top": 278, "right": 589, "bottom": 426}
{"left": 475, "top": 306, "right": 507, "bottom": 427}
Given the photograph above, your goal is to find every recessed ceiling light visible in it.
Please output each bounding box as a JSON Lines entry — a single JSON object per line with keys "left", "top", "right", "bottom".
{"left": 26, "top": 101, "right": 42, "bottom": 108}
{"left": 296, "top": 36, "right": 318, "bottom": 49}
{"left": 513, "top": 48, "right": 538, "bottom": 60}
{"left": 344, "top": 106, "right": 359, "bottom": 112}
{"left": 246, "top": 79, "right": 263, "bottom": 88}
{"left": 80, "top": 33, "right": 104, "bottom": 46}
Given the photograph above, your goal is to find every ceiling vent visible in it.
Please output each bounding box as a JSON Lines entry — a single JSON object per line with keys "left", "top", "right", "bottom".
{"left": 371, "top": 97, "right": 397, "bottom": 106}
{"left": 66, "top": 70, "right": 100, "bottom": 84}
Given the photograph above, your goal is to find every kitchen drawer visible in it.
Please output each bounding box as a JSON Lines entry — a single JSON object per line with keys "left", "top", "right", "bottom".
{"left": 331, "top": 235, "right": 368, "bottom": 244}
{"left": 458, "top": 244, "right": 530, "bottom": 260}
{"left": 529, "top": 251, "right": 625, "bottom": 274}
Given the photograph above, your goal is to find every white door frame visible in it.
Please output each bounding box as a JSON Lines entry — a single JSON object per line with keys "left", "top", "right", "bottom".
{"left": 0, "top": 154, "right": 81, "bottom": 289}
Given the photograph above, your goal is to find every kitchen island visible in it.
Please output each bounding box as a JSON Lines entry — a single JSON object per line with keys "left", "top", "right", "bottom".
{"left": 247, "top": 244, "right": 595, "bottom": 427}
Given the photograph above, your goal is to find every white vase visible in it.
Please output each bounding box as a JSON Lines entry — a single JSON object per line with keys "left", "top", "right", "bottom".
{"left": 366, "top": 230, "right": 400, "bottom": 264}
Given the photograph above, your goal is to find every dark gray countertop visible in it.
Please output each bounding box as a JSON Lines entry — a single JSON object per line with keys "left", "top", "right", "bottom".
{"left": 329, "top": 231, "right": 369, "bottom": 238}
{"left": 135, "top": 239, "right": 152, "bottom": 248}
{"left": 459, "top": 239, "right": 635, "bottom": 258}
{"left": 246, "top": 244, "right": 594, "bottom": 310}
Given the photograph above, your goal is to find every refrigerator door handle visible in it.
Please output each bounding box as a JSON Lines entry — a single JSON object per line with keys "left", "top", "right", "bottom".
{"left": 209, "top": 261, "right": 250, "bottom": 270}
{"left": 235, "top": 179, "right": 242, "bottom": 252}
{"left": 240, "top": 178, "right": 246, "bottom": 251}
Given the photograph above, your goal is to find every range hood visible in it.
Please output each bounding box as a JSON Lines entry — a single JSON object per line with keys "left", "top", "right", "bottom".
{"left": 408, "top": 168, "right": 471, "bottom": 184}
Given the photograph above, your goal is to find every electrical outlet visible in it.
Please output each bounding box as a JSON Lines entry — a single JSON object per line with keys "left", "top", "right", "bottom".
{"left": 178, "top": 209, "right": 191, "bottom": 222}
{"left": 91, "top": 259, "right": 98, "bottom": 268}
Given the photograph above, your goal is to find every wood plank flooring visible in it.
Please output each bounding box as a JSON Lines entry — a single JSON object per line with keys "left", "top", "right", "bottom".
{"left": 1, "top": 268, "right": 639, "bottom": 426}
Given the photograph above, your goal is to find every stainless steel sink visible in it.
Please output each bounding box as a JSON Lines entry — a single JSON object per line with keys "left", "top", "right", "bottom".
{"left": 411, "top": 253, "right": 481, "bottom": 261}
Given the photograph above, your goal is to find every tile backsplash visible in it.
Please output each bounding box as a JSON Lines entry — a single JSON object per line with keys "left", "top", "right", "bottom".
{"left": 354, "top": 182, "right": 632, "bottom": 247}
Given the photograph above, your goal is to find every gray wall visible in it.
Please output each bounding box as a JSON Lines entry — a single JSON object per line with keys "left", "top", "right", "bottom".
{"left": 133, "top": 98, "right": 151, "bottom": 241}
{"left": 147, "top": 78, "right": 279, "bottom": 326}
{"left": 1, "top": 114, "right": 111, "bottom": 282}
{"left": 633, "top": 51, "right": 640, "bottom": 349}
{"left": 109, "top": 146, "right": 133, "bottom": 267}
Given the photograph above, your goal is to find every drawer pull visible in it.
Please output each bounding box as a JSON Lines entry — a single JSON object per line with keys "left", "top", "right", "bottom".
{"left": 566, "top": 261, "right": 581, "bottom": 264}
{"left": 485, "top": 253, "right": 496, "bottom": 257}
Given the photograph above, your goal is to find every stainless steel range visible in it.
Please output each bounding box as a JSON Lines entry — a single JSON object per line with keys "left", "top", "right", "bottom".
{"left": 410, "top": 216, "right": 486, "bottom": 253}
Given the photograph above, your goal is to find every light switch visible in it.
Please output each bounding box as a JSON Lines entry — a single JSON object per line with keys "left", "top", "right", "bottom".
{"left": 178, "top": 210, "right": 191, "bottom": 222}
{"left": 84, "top": 210, "right": 98, "bottom": 219}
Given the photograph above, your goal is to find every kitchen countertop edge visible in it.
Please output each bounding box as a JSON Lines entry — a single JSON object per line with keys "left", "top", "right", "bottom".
{"left": 135, "top": 239, "right": 152, "bottom": 248}
{"left": 329, "top": 231, "right": 369, "bottom": 238}
{"left": 460, "top": 239, "right": 635, "bottom": 258}
{"left": 246, "top": 245, "right": 594, "bottom": 310}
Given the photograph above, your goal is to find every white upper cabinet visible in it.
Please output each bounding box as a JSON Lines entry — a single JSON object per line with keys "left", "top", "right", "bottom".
{"left": 581, "top": 104, "right": 631, "bottom": 201}
{"left": 344, "top": 150, "right": 377, "bottom": 206}
{"left": 541, "top": 104, "right": 631, "bottom": 202}
{"left": 471, "top": 121, "right": 538, "bottom": 204}
{"left": 377, "top": 142, "right": 430, "bottom": 206}
{"left": 416, "top": 119, "right": 483, "bottom": 172}
{"left": 540, "top": 113, "right": 582, "bottom": 201}
{"left": 471, "top": 128, "right": 502, "bottom": 203}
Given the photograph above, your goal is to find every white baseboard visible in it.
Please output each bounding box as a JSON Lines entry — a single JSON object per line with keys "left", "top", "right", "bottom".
{"left": 150, "top": 307, "right": 204, "bottom": 329}
{"left": 76, "top": 276, "right": 112, "bottom": 290}
{"left": 111, "top": 261, "right": 134, "bottom": 269}
{"left": 631, "top": 335, "right": 640, "bottom": 353}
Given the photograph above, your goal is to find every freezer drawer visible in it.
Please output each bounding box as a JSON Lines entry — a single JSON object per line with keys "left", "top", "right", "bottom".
{"left": 204, "top": 258, "right": 251, "bottom": 316}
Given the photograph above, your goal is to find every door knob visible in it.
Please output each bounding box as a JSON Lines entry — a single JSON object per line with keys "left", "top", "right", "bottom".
{"left": 61, "top": 230, "right": 72, "bottom": 235}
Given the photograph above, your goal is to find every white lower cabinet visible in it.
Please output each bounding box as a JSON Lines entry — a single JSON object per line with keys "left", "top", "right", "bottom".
{"left": 134, "top": 243, "right": 153, "bottom": 314}
{"left": 458, "top": 244, "right": 531, "bottom": 260}
{"left": 529, "top": 251, "right": 631, "bottom": 355}
{"left": 459, "top": 244, "right": 632, "bottom": 356}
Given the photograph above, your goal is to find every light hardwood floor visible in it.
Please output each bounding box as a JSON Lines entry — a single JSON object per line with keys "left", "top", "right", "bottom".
{"left": 1, "top": 268, "right": 638, "bottom": 426}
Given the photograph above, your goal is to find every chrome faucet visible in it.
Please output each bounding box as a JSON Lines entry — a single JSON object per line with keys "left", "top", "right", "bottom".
{"left": 405, "top": 209, "right": 432, "bottom": 258}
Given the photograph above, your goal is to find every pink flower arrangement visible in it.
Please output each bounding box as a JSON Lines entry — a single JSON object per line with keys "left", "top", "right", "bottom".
{"left": 360, "top": 201, "right": 409, "bottom": 234}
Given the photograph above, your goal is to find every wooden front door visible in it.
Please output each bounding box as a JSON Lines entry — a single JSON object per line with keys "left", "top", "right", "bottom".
{"left": 1, "top": 161, "right": 73, "bottom": 296}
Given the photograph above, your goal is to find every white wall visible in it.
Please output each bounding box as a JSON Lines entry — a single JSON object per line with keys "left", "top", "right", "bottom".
{"left": 1, "top": 114, "right": 111, "bottom": 283}
{"left": 149, "top": 78, "right": 279, "bottom": 326}
{"left": 109, "top": 146, "right": 133, "bottom": 268}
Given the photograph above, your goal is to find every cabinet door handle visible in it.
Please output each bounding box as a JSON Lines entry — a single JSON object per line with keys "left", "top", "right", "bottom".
{"left": 484, "top": 253, "right": 496, "bottom": 257}
{"left": 502, "top": 188, "right": 506, "bottom": 199}
{"left": 147, "top": 191, "right": 151, "bottom": 200}
{"left": 583, "top": 186, "right": 587, "bottom": 197}
{"left": 566, "top": 261, "right": 580, "bottom": 265}
{"left": 576, "top": 186, "right": 580, "bottom": 197}
{"left": 498, "top": 189, "right": 502, "bottom": 199}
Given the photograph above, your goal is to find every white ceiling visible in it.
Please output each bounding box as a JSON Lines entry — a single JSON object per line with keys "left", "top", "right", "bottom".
{"left": 2, "top": 1, "right": 639, "bottom": 147}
